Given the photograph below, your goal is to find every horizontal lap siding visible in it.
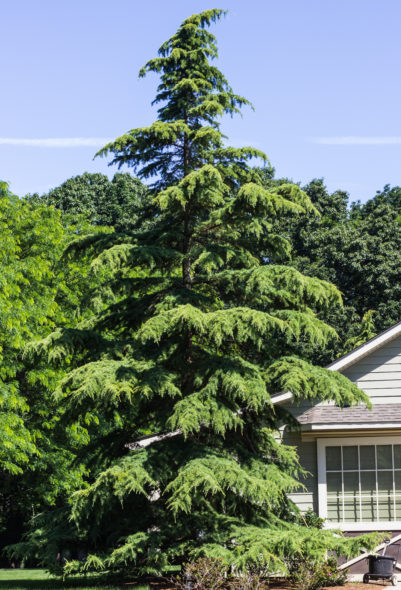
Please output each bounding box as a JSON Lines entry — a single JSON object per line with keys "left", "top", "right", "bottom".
{"left": 349, "top": 374, "right": 401, "bottom": 382}
{"left": 281, "top": 429, "right": 318, "bottom": 513}
{"left": 342, "top": 336, "right": 401, "bottom": 403}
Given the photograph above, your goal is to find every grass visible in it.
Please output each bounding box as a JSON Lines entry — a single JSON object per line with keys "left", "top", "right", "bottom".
{"left": 0, "top": 572, "right": 389, "bottom": 590}
{"left": 0, "top": 570, "right": 149, "bottom": 590}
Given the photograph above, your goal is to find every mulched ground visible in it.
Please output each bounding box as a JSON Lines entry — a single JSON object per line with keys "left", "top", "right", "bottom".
{"left": 144, "top": 582, "right": 396, "bottom": 589}
{"left": 270, "top": 585, "right": 394, "bottom": 589}
{"left": 145, "top": 586, "right": 396, "bottom": 589}
{"left": 252, "top": 583, "right": 397, "bottom": 589}
{"left": 320, "top": 586, "right": 395, "bottom": 589}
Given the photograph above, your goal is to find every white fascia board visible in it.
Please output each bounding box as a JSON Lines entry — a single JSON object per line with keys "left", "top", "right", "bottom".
{"left": 326, "top": 521, "right": 401, "bottom": 532}
{"left": 271, "top": 391, "right": 293, "bottom": 405}
{"left": 327, "top": 320, "right": 401, "bottom": 373}
{"left": 306, "top": 422, "right": 401, "bottom": 431}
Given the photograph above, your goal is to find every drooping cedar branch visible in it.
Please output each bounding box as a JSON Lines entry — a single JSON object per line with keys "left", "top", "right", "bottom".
{"left": 27, "top": 9, "right": 375, "bottom": 577}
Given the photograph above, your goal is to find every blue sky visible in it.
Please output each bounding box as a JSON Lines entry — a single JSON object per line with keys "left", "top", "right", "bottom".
{"left": 2, "top": 0, "right": 401, "bottom": 202}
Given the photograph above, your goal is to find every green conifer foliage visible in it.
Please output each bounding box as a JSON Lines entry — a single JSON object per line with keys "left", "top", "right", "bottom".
{"left": 28, "top": 10, "right": 376, "bottom": 576}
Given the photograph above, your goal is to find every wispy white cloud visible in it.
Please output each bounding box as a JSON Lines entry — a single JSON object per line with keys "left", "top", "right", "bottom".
{"left": 311, "top": 136, "right": 401, "bottom": 145}
{"left": 0, "top": 137, "right": 113, "bottom": 147}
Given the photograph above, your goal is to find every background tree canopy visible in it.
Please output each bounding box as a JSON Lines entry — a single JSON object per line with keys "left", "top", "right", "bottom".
{"left": 29, "top": 172, "right": 150, "bottom": 231}
{"left": 273, "top": 178, "right": 401, "bottom": 362}
{"left": 0, "top": 182, "right": 94, "bottom": 561}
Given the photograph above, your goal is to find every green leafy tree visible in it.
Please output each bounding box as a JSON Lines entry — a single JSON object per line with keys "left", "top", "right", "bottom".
{"left": 352, "top": 184, "right": 401, "bottom": 219}
{"left": 279, "top": 180, "right": 401, "bottom": 360}
{"left": 23, "top": 10, "right": 377, "bottom": 576}
{"left": 0, "top": 183, "right": 105, "bottom": 562}
{"left": 0, "top": 182, "right": 63, "bottom": 475}
{"left": 342, "top": 310, "right": 376, "bottom": 354}
{"left": 29, "top": 172, "right": 150, "bottom": 231}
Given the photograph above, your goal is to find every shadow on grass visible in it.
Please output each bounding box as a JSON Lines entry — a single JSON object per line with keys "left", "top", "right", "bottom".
{"left": 0, "top": 575, "right": 122, "bottom": 590}
{"left": 0, "top": 570, "right": 150, "bottom": 590}
{"left": 0, "top": 583, "right": 125, "bottom": 590}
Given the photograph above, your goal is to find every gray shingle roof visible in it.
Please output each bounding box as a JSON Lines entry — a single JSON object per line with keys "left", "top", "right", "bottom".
{"left": 296, "top": 403, "right": 401, "bottom": 425}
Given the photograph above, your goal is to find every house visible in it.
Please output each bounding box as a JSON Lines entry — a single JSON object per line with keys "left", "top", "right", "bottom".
{"left": 274, "top": 320, "right": 401, "bottom": 560}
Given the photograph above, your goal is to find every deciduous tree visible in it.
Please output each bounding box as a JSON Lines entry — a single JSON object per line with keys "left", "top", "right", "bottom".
{"left": 29, "top": 172, "right": 150, "bottom": 231}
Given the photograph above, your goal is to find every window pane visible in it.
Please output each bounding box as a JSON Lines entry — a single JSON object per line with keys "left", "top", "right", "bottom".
{"left": 327, "top": 499, "right": 342, "bottom": 522}
{"left": 327, "top": 472, "right": 342, "bottom": 496}
{"left": 361, "top": 497, "right": 377, "bottom": 521}
{"left": 326, "top": 447, "right": 341, "bottom": 471}
{"left": 395, "top": 446, "right": 401, "bottom": 469}
{"left": 378, "top": 496, "right": 394, "bottom": 521}
{"left": 377, "top": 445, "right": 393, "bottom": 469}
{"left": 395, "top": 496, "right": 401, "bottom": 519}
{"left": 344, "top": 497, "right": 359, "bottom": 522}
{"left": 325, "top": 443, "right": 401, "bottom": 524}
{"left": 343, "top": 446, "right": 358, "bottom": 470}
{"left": 344, "top": 471, "right": 359, "bottom": 496}
{"left": 361, "top": 471, "right": 376, "bottom": 495}
{"left": 378, "top": 471, "right": 393, "bottom": 494}
{"left": 395, "top": 472, "right": 401, "bottom": 493}
{"left": 360, "top": 446, "right": 375, "bottom": 470}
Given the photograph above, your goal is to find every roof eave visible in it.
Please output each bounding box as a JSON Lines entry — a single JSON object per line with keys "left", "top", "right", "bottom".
{"left": 271, "top": 320, "right": 401, "bottom": 406}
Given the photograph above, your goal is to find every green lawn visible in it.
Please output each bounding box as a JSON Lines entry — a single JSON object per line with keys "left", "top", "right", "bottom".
{"left": 0, "top": 570, "right": 149, "bottom": 590}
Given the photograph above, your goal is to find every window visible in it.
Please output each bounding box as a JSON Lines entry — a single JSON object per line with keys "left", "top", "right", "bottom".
{"left": 318, "top": 438, "right": 401, "bottom": 530}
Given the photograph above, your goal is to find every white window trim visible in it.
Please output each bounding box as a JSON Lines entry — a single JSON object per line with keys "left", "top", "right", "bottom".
{"left": 317, "top": 435, "right": 401, "bottom": 531}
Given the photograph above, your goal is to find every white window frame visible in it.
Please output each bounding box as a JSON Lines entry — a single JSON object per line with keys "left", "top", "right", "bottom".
{"left": 317, "top": 436, "right": 401, "bottom": 531}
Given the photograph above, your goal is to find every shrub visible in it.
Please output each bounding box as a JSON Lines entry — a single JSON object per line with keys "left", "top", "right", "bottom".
{"left": 172, "top": 557, "right": 227, "bottom": 589}
{"left": 228, "top": 571, "right": 268, "bottom": 589}
{"left": 290, "top": 557, "right": 347, "bottom": 590}
{"left": 302, "top": 509, "right": 325, "bottom": 530}
{"left": 171, "top": 558, "right": 269, "bottom": 589}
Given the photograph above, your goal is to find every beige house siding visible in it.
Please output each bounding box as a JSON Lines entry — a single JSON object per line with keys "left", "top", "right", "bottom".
{"left": 281, "top": 429, "right": 317, "bottom": 513}
{"left": 342, "top": 334, "right": 401, "bottom": 404}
